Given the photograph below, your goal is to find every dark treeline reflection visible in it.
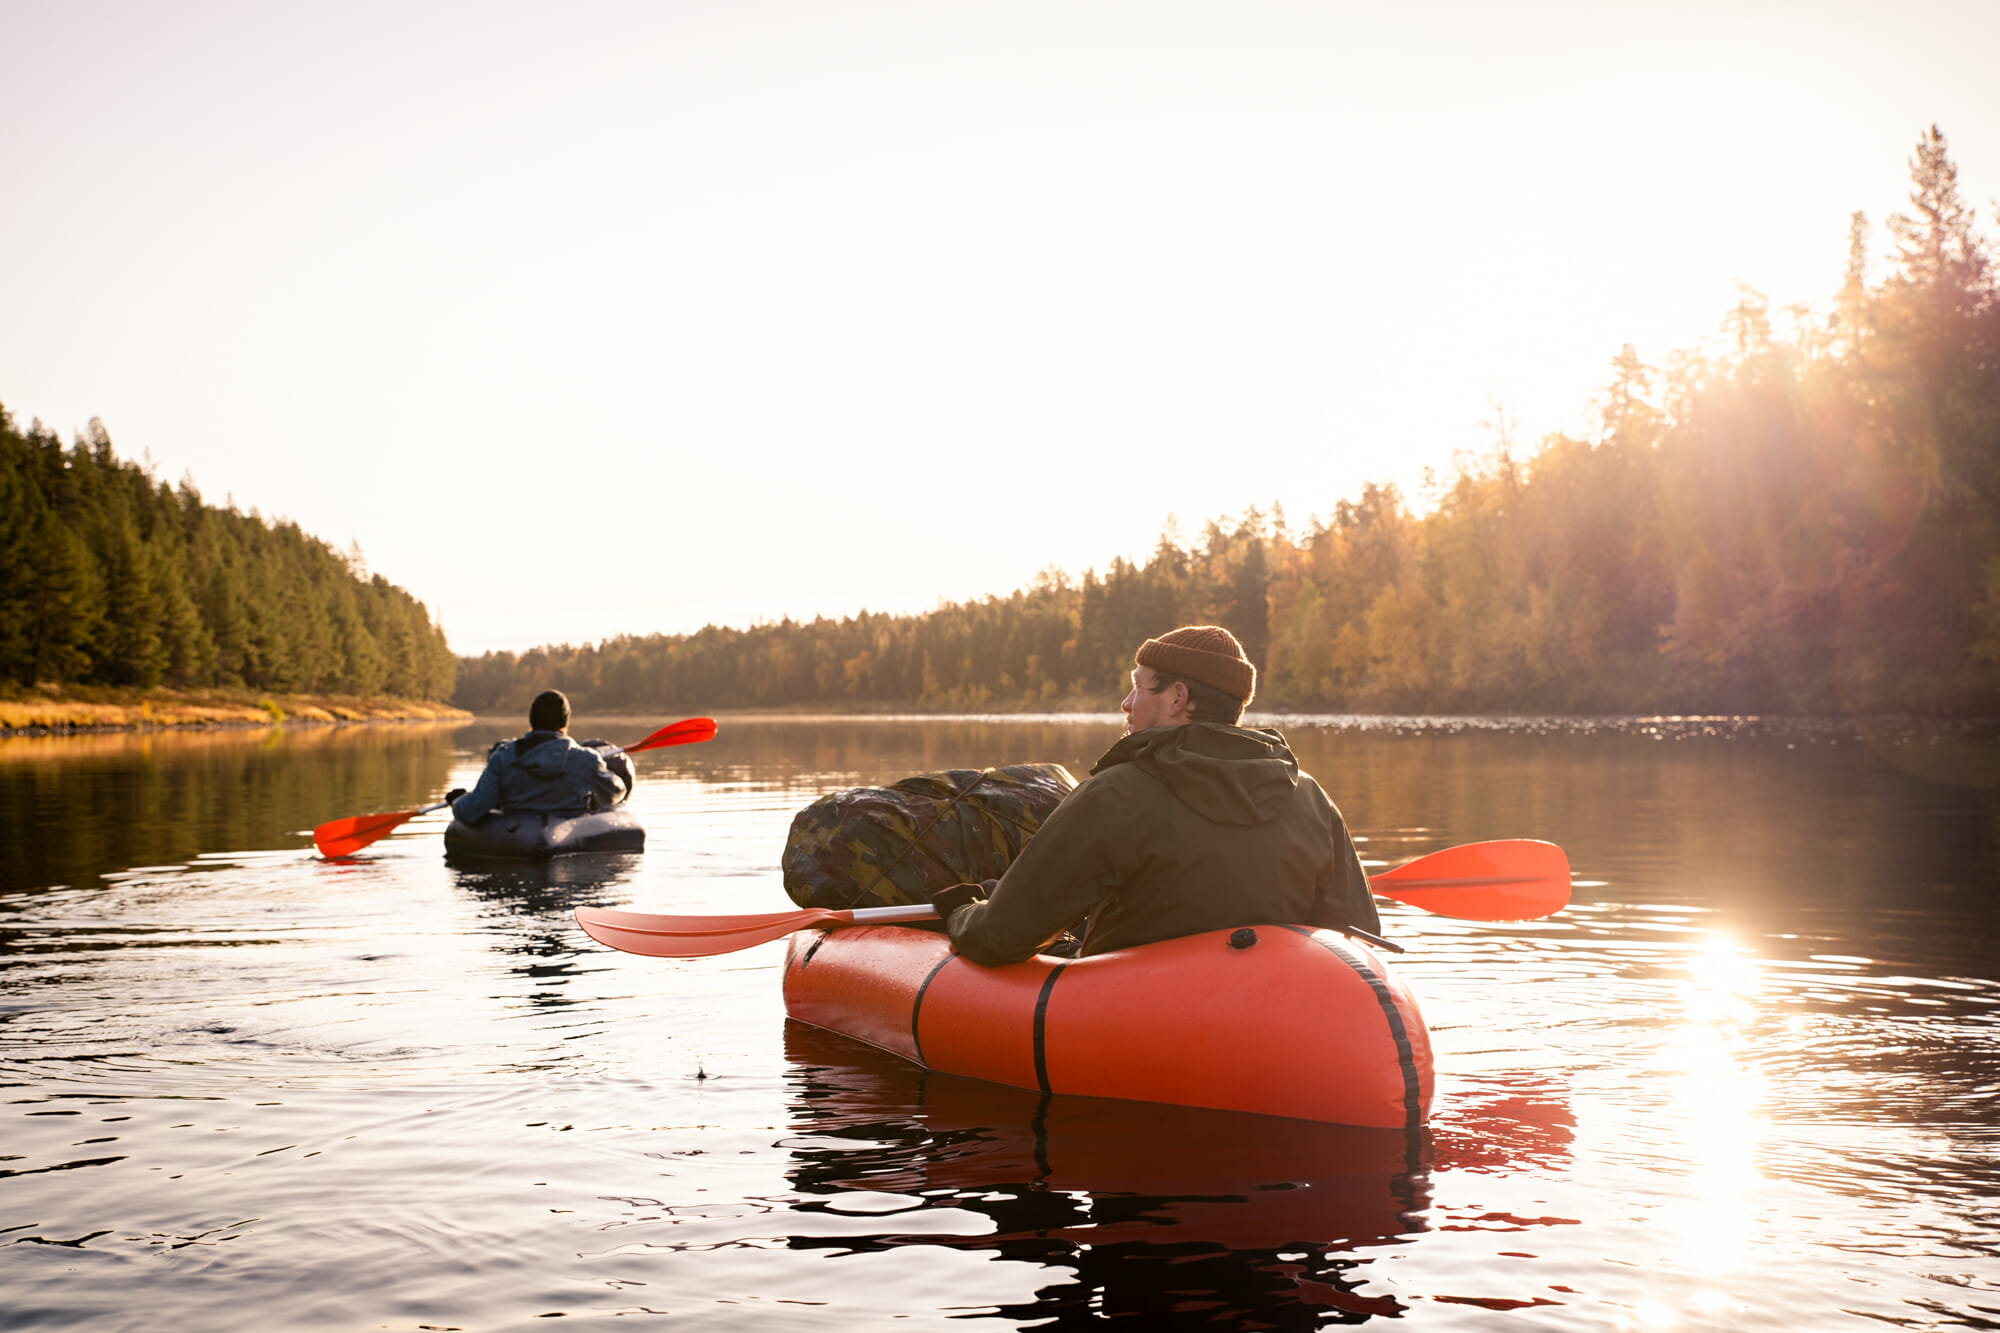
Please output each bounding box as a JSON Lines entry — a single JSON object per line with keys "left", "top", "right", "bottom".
{"left": 780, "top": 1023, "right": 1580, "bottom": 1326}
{"left": 459, "top": 128, "right": 2000, "bottom": 719}
{"left": 0, "top": 723, "right": 461, "bottom": 893}
{"left": 649, "top": 714, "right": 2000, "bottom": 966}
{"left": 9, "top": 713, "right": 1995, "bottom": 977}
{"left": 1286, "top": 718, "right": 2000, "bottom": 975}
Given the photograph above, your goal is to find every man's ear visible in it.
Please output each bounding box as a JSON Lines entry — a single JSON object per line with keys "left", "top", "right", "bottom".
{"left": 1170, "top": 681, "right": 1193, "bottom": 719}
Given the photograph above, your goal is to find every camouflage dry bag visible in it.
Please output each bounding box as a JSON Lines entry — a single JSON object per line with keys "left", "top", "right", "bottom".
{"left": 781, "top": 763, "right": 1077, "bottom": 909}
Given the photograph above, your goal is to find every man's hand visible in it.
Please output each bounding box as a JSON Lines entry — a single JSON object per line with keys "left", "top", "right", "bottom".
{"left": 930, "top": 882, "right": 986, "bottom": 918}
{"left": 446, "top": 788, "right": 467, "bottom": 804}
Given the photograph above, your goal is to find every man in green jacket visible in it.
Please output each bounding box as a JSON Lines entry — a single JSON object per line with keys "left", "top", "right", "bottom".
{"left": 939, "top": 625, "right": 1381, "bottom": 966}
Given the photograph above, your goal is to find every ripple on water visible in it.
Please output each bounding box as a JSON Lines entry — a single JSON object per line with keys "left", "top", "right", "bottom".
{"left": 4, "top": 717, "right": 1999, "bottom": 1329}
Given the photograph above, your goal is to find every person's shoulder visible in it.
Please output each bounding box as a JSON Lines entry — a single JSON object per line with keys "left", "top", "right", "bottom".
{"left": 1082, "top": 759, "right": 1150, "bottom": 787}
{"left": 1070, "top": 757, "right": 1160, "bottom": 806}
{"left": 1027, "top": 764, "right": 1148, "bottom": 845}
{"left": 1290, "top": 768, "right": 1342, "bottom": 823}
{"left": 1238, "top": 723, "right": 1298, "bottom": 754}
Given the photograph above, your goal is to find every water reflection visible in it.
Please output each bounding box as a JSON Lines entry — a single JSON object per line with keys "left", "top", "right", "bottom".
{"left": 648, "top": 713, "right": 2000, "bottom": 969}
{"left": 778, "top": 1023, "right": 1605, "bottom": 1324}
{"left": 447, "top": 851, "right": 648, "bottom": 1015}
{"left": 5, "top": 715, "right": 1999, "bottom": 1328}
{"left": 447, "top": 850, "right": 645, "bottom": 914}
{"left": 1428, "top": 1076, "right": 1577, "bottom": 1175}
{"left": 780, "top": 1020, "right": 1432, "bottom": 1325}
{"left": 0, "top": 722, "right": 463, "bottom": 895}
{"left": 1666, "top": 932, "right": 1767, "bottom": 1287}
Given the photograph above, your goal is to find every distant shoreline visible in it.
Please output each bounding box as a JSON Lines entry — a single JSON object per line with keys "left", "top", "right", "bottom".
{"left": 12, "top": 689, "right": 1990, "bottom": 746}
{"left": 0, "top": 685, "right": 471, "bottom": 735}
{"left": 467, "top": 705, "right": 1996, "bottom": 741}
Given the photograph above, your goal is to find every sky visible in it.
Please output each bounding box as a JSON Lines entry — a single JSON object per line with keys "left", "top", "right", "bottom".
{"left": 5, "top": 1, "right": 1998, "bottom": 656}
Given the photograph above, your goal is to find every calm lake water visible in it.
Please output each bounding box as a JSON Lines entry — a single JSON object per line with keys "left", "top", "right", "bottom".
{"left": 3, "top": 713, "right": 1997, "bottom": 1331}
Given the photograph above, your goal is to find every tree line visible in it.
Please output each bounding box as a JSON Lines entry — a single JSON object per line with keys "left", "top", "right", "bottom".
{"left": 0, "top": 412, "right": 456, "bottom": 699}
{"left": 455, "top": 126, "right": 1983, "bottom": 719}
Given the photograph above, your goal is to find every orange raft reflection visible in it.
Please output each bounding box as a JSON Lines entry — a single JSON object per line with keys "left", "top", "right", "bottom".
{"left": 780, "top": 1013, "right": 1578, "bottom": 1323}
{"left": 781, "top": 923, "right": 1434, "bottom": 1129}
{"left": 783, "top": 1018, "right": 1434, "bottom": 1259}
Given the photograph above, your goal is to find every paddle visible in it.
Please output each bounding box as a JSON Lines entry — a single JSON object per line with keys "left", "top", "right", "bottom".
{"left": 313, "top": 800, "right": 454, "bottom": 859}
{"left": 622, "top": 716, "right": 719, "bottom": 753}
{"left": 573, "top": 839, "right": 1571, "bottom": 959}
{"left": 577, "top": 902, "right": 941, "bottom": 957}
{"left": 311, "top": 716, "right": 720, "bottom": 857}
{"left": 1364, "top": 838, "right": 1570, "bottom": 922}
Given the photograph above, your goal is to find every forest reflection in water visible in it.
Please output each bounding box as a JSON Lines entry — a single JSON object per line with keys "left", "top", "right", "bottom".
{"left": 0, "top": 722, "right": 461, "bottom": 894}
{"left": 1, "top": 711, "right": 1996, "bottom": 1328}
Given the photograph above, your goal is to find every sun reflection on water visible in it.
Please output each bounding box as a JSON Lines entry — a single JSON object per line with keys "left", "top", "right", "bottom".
{"left": 1659, "top": 931, "right": 1768, "bottom": 1320}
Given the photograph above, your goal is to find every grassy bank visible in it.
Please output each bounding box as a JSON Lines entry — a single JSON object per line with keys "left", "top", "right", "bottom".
{"left": 0, "top": 683, "right": 472, "bottom": 733}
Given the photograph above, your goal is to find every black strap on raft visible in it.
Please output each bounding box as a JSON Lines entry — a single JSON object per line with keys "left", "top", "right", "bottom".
{"left": 795, "top": 929, "right": 831, "bottom": 971}
{"left": 908, "top": 951, "right": 958, "bottom": 1069}
{"left": 1030, "top": 963, "right": 1068, "bottom": 1094}
{"left": 1287, "top": 925, "right": 1425, "bottom": 1132}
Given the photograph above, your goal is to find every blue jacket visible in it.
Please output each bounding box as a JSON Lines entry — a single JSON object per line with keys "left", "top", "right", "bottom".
{"left": 450, "top": 731, "right": 634, "bottom": 823}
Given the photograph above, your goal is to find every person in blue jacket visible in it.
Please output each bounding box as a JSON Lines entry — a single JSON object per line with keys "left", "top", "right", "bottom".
{"left": 447, "top": 690, "right": 634, "bottom": 823}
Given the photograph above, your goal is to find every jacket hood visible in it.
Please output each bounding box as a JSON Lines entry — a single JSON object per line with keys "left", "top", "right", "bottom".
{"left": 1093, "top": 723, "right": 1300, "bottom": 826}
{"left": 513, "top": 730, "right": 579, "bottom": 776}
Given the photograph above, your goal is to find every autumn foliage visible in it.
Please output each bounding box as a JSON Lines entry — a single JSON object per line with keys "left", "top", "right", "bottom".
{"left": 455, "top": 127, "right": 1987, "bottom": 718}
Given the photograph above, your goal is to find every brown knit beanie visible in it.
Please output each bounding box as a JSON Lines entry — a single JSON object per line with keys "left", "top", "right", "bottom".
{"left": 1135, "top": 625, "right": 1256, "bottom": 705}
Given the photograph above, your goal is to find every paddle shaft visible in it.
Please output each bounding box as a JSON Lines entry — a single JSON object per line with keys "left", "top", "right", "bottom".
{"left": 570, "top": 839, "right": 1568, "bottom": 958}
{"left": 575, "top": 900, "right": 1407, "bottom": 960}
{"left": 675, "top": 901, "right": 1387, "bottom": 949}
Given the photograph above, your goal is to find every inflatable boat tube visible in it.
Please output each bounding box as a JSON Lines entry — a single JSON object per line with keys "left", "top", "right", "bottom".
{"left": 782, "top": 923, "right": 1433, "bottom": 1129}
{"left": 443, "top": 807, "right": 646, "bottom": 861}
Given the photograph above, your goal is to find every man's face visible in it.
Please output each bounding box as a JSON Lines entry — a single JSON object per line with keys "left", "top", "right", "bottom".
{"left": 1121, "top": 665, "right": 1187, "bottom": 733}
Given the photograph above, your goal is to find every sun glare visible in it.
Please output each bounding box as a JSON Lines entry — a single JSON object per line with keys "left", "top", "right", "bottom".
{"left": 1666, "top": 932, "right": 1768, "bottom": 1282}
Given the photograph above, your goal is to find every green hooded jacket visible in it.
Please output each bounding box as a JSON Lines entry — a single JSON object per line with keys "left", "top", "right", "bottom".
{"left": 944, "top": 722, "right": 1379, "bottom": 966}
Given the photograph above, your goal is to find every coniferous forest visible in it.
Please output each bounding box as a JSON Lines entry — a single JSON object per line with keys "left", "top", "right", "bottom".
{"left": 458, "top": 129, "right": 1999, "bottom": 719}
{"left": 0, "top": 412, "right": 455, "bottom": 700}
{"left": 5, "top": 130, "right": 1991, "bottom": 720}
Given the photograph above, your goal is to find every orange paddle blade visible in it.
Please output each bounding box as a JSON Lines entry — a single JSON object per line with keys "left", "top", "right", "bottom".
{"left": 624, "top": 717, "right": 718, "bottom": 754}
{"left": 573, "top": 903, "right": 939, "bottom": 958}
{"left": 313, "top": 808, "right": 422, "bottom": 858}
{"left": 1368, "top": 839, "right": 1570, "bottom": 921}
{"left": 575, "top": 905, "right": 855, "bottom": 957}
